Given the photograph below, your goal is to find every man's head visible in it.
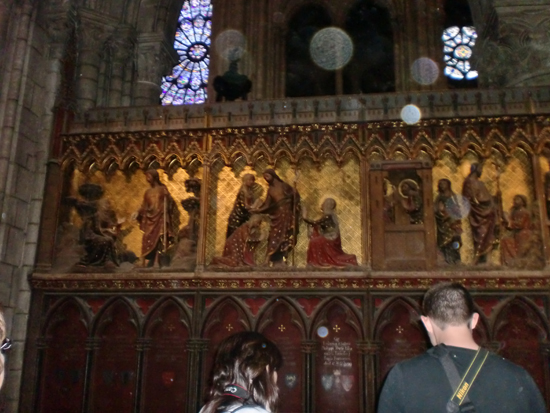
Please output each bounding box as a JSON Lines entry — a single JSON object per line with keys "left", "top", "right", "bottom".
{"left": 437, "top": 178, "right": 451, "bottom": 194}
{"left": 421, "top": 282, "right": 479, "bottom": 347}
{"left": 470, "top": 163, "right": 483, "bottom": 178}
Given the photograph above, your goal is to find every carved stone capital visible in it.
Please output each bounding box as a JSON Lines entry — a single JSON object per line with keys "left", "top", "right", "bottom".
{"left": 186, "top": 339, "right": 209, "bottom": 352}
{"left": 357, "top": 340, "right": 381, "bottom": 355}
{"left": 77, "top": 8, "right": 118, "bottom": 52}
{"left": 136, "top": 33, "right": 179, "bottom": 84}
{"left": 105, "top": 25, "right": 137, "bottom": 63}
{"left": 301, "top": 340, "right": 318, "bottom": 354}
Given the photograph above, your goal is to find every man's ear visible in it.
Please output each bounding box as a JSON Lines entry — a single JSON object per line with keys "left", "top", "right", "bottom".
{"left": 421, "top": 315, "right": 433, "bottom": 334}
{"left": 469, "top": 312, "right": 479, "bottom": 330}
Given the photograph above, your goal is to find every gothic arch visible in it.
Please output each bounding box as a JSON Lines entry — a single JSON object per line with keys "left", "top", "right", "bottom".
{"left": 491, "top": 296, "right": 549, "bottom": 397}
{"left": 373, "top": 296, "right": 426, "bottom": 384}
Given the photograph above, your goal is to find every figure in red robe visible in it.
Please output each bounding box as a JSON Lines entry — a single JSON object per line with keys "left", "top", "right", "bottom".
{"left": 249, "top": 169, "right": 300, "bottom": 266}
{"left": 135, "top": 169, "right": 180, "bottom": 267}
{"left": 462, "top": 163, "right": 498, "bottom": 264}
{"left": 500, "top": 195, "right": 534, "bottom": 266}
{"left": 302, "top": 198, "right": 358, "bottom": 268}
{"left": 211, "top": 215, "right": 263, "bottom": 267}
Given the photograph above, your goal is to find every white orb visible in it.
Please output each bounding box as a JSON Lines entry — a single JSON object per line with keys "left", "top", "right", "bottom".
{"left": 411, "top": 57, "right": 439, "bottom": 85}
{"left": 310, "top": 28, "right": 353, "bottom": 71}
{"left": 401, "top": 105, "right": 421, "bottom": 124}
{"left": 317, "top": 326, "right": 329, "bottom": 338}
{"left": 216, "top": 29, "right": 246, "bottom": 61}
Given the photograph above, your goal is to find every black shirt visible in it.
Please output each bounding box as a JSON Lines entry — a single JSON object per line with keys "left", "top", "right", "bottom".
{"left": 378, "top": 344, "right": 547, "bottom": 413}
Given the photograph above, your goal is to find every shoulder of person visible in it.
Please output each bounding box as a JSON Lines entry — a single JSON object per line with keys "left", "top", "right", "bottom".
{"left": 226, "top": 406, "right": 269, "bottom": 413}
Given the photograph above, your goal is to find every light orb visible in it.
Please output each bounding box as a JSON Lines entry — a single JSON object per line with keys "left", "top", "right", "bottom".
{"left": 216, "top": 29, "right": 246, "bottom": 61}
{"left": 400, "top": 105, "right": 421, "bottom": 125}
{"left": 411, "top": 57, "right": 439, "bottom": 85}
{"left": 310, "top": 27, "right": 353, "bottom": 71}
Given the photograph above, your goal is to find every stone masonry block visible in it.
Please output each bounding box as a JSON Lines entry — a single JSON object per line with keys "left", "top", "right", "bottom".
{"left": 4, "top": 226, "right": 24, "bottom": 266}
{"left": 15, "top": 290, "right": 30, "bottom": 313}
{"left": 15, "top": 168, "right": 34, "bottom": 203}
{"left": 13, "top": 198, "right": 29, "bottom": 230}
{"left": 29, "top": 198, "right": 43, "bottom": 224}
{"left": 0, "top": 282, "right": 11, "bottom": 306}
{"left": 23, "top": 242, "right": 37, "bottom": 267}
{"left": 11, "top": 313, "right": 27, "bottom": 341}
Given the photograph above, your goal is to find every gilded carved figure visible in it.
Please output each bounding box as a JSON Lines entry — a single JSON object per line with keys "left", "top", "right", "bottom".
{"left": 383, "top": 178, "right": 395, "bottom": 224}
{"left": 180, "top": 178, "right": 201, "bottom": 243}
{"left": 135, "top": 169, "right": 180, "bottom": 267}
{"left": 249, "top": 169, "right": 300, "bottom": 267}
{"left": 302, "top": 198, "right": 358, "bottom": 268}
{"left": 462, "top": 163, "right": 498, "bottom": 264}
{"left": 397, "top": 179, "right": 423, "bottom": 224}
{"left": 66, "top": 183, "right": 131, "bottom": 267}
{"left": 211, "top": 214, "right": 263, "bottom": 267}
{"left": 500, "top": 195, "right": 536, "bottom": 267}
{"left": 226, "top": 174, "right": 263, "bottom": 238}
{"left": 434, "top": 179, "right": 463, "bottom": 265}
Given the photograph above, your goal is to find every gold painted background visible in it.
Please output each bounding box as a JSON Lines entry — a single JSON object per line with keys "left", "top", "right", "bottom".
{"left": 206, "top": 155, "right": 362, "bottom": 267}
{"left": 432, "top": 149, "right": 535, "bottom": 266}
{"left": 68, "top": 168, "right": 197, "bottom": 262}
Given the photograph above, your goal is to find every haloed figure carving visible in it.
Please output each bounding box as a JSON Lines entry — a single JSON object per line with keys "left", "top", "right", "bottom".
{"left": 434, "top": 179, "right": 463, "bottom": 265}
{"left": 398, "top": 179, "right": 423, "bottom": 224}
{"left": 135, "top": 169, "right": 180, "bottom": 267}
{"left": 249, "top": 169, "right": 300, "bottom": 267}
{"left": 226, "top": 174, "right": 263, "bottom": 238}
{"left": 302, "top": 198, "right": 358, "bottom": 268}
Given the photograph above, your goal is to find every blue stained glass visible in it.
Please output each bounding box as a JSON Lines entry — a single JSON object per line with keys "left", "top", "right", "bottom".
{"left": 442, "top": 25, "right": 477, "bottom": 82}
{"left": 161, "top": 0, "right": 211, "bottom": 105}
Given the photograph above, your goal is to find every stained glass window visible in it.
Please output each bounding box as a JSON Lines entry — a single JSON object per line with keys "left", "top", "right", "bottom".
{"left": 442, "top": 26, "right": 478, "bottom": 81}
{"left": 160, "top": 0, "right": 212, "bottom": 105}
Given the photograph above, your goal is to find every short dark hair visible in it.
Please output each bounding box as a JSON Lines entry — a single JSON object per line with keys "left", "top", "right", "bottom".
{"left": 203, "top": 331, "right": 282, "bottom": 413}
{"left": 422, "top": 283, "right": 475, "bottom": 329}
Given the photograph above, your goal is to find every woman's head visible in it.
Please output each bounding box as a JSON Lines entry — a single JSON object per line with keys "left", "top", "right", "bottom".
{"left": 207, "top": 331, "right": 282, "bottom": 412}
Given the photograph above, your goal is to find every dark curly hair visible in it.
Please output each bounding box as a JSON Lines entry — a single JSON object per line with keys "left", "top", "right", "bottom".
{"left": 202, "top": 331, "right": 283, "bottom": 413}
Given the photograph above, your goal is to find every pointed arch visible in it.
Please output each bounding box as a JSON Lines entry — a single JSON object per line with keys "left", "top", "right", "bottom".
{"left": 141, "top": 297, "right": 192, "bottom": 412}
{"left": 89, "top": 298, "right": 141, "bottom": 412}
{"left": 373, "top": 296, "right": 426, "bottom": 384}
{"left": 492, "top": 296, "right": 549, "bottom": 398}
{"left": 38, "top": 298, "right": 90, "bottom": 412}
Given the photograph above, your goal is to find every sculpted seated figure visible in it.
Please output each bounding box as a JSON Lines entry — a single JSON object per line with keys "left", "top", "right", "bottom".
{"left": 302, "top": 198, "right": 358, "bottom": 268}
{"left": 211, "top": 215, "right": 263, "bottom": 267}
{"left": 500, "top": 195, "right": 535, "bottom": 267}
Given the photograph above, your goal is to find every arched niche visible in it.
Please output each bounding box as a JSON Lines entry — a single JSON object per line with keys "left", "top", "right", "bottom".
{"left": 258, "top": 299, "right": 306, "bottom": 413}
{"left": 141, "top": 298, "right": 192, "bottom": 413}
{"left": 285, "top": 4, "right": 334, "bottom": 97}
{"left": 200, "top": 298, "right": 251, "bottom": 395}
{"left": 493, "top": 297, "right": 549, "bottom": 398}
{"left": 89, "top": 299, "right": 140, "bottom": 413}
{"left": 312, "top": 299, "right": 362, "bottom": 413}
{"left": 37, "top": 298, "right": 89, "bottom": 413}
{"left": 344, "top": 0, "right": 395, "bottom": 94}
{"left": 373, "top": 297, "right": 426, "bottom": 385}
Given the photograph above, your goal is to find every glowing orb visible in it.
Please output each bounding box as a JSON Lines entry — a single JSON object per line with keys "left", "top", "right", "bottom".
{"left": 317, "top": 326, "right": 329, "bottom": 338}
{"left": 310, "top": 28, "right": 353, "bottom": 71}
{"left": 411, "top": 57, "right": 439, "bottom": 85}
{"left": 400, "top": 105, "right": 421, "bottom": 124}
{"left": 216, "top": 29, "right": 246, "bottom": 60}
{"left": 445, "top": 195, "right": 471, "bottom": 220}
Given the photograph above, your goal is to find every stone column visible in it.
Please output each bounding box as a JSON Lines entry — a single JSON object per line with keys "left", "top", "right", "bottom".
{"left": 185, "top": 338, "right": 209, "bottom": 413}
{"left": 135, "top": 33, "right": 178, "bottom": 106}
{"left": 76, "top": 9, "right": 116, "bottom": 111}
{"left": 359, "top": 340, "right": 381, "bottom": 413}
{"left": 107, "top": 28, "right": 136, "bottom": 107}
{"left": 301, "top": 340, "right": 318, "bottom": 413}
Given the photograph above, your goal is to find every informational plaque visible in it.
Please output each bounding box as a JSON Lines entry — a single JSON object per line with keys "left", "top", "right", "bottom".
{"left": 141, "top": 303, "right": 190, "bottom": 412}
{"left": 261, "top": 303, "right": 304, "bottom": 413}
{"left": 314, "top": 304, "right": 360, "bottom": 413}
{"left": 39, "top": 301, "right": 87, "bottom": 412}
{"left": 90, "top": 303, "right": 138, "bottom": 413}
